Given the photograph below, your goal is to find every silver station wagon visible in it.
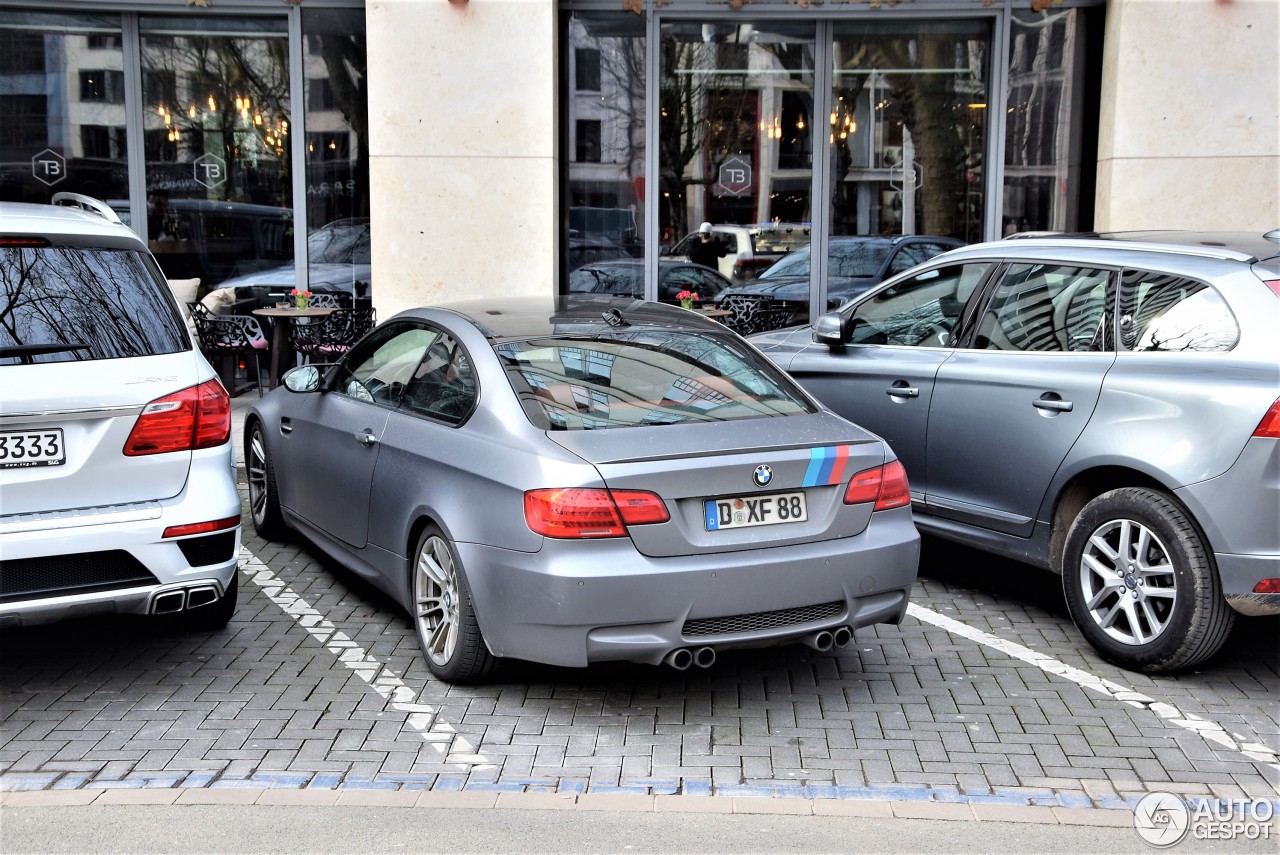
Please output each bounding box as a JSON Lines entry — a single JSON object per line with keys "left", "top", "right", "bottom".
{"left": 751, "top": 231, "right": 1280, "bottom": 673}
{"left": 245, "top": 297, "right": 920, "bottom": 683}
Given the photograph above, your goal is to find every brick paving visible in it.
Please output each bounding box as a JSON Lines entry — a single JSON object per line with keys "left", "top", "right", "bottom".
{"left": 2, "top": 424, "right": 1277, "bottom": 813}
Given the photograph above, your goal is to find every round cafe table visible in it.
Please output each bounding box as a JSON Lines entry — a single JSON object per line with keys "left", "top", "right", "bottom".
{"left": 251, "top": 306, "right": 336, "bottom": 390}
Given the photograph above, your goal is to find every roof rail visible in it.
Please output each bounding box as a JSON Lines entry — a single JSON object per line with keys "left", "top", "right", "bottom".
{"left": 1000, "top": 236, "right": 1258, "bottom": 264}
{"left": 51, "top": 192, "right": 122, "bottom": 226}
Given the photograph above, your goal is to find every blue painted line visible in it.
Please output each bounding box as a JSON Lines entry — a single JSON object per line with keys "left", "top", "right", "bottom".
{"left": 180, "top": 773, "right": 215, "bottom": 788}
{"left": 431, "top": 775, "right": 467, "bottom": 792}
{"left": 556, "top": 780, "right": 587, "bottom": 795}
{"left": 85, "top": 780, "right": 144, "bottom": 790}
{"left": 250, "top": 773, "right": 312, "bottom": 788}
{"left": 306, "top": 773, "right": 342, "bottom": 790}
{"left": 463, "top": 781, "right": 527, "bottom": 792}
{"left": 585, "top": 785, "right": 651, "bottom": 795}
{"left": 51, "top": 775, "right": 92, "bottom": 791}
{"left": 681, "top": 780, "right": 712, "bottom": 797}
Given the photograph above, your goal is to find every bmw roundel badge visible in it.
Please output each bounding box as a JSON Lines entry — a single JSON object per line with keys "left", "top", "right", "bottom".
{"left": 753, "top": 464, "right": 773, "bottom": 488}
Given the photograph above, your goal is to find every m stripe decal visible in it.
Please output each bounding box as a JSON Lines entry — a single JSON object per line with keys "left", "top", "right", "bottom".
{"left": 802, "top": 446, "right": 852, "bottom": 487}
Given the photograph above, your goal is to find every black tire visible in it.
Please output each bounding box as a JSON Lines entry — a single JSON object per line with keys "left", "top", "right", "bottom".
{"left": 246, "top": 419, "right": 289, "bottom": 541}
{"left": 411, "top": 525, "right": 496, "bottom": 684}
{"left": 1061, "top": 487, "right": 1235, "bottom": 673}
{"left": 160, "top": 572, "right": 238, "bottom": 632}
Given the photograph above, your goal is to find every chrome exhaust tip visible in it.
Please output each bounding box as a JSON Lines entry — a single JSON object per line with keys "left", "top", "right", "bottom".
{"left": 693, "top": 646, "right": 716, "bottom": 669}
{"left": 663, "top": 648, "right": 694, "bottom": 671}
{"left": 832, "top": 626, "right": 853, "bottom": 648}
{"left": 804, "top": 630, "right": 834, "bottom": 652}
{"left": 151, "top": 590, "right": 186, "bottom": 614}
{"left": 185, "top": 585, "right": 220, "bottom": 609}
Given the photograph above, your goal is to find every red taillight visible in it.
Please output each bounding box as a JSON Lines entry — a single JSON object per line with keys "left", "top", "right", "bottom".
{"left": 123, "top": 379, "right": 231, "bottom": 456}
{"left": 163, "top": 516, "right": 240, "bottom": 538}
{"left": 1254, "top": 399, "right": 1280, "bottom": 439}
{"left": 524, "top": 488, "right": 670, "bottom": 538}
{"left": 843, "top": 460, "right": 911, "bottom": 511}
{"left": 1263, "top": 279, "right": 1280, "bottom": 298}
{"left": 1254, "top": 579, "right": 1280, "bottom": 594}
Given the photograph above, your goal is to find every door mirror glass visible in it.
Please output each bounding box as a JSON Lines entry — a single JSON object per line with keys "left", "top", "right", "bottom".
{"left": 283, "top": 364, "right": 321, "bottom": 392}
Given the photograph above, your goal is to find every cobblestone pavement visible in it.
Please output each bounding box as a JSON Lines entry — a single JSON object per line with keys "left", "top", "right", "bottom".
{"left": 2, "top": 482, "right": 1278, "bottom": 814}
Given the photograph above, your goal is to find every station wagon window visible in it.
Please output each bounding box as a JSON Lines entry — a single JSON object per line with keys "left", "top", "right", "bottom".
{"left": 845, "top": 263, "right": 991, "bottom": 347}
{"left": 334, "top": 322, "right": 439, "bottom": 407}
{"left": 1118, "top": 270, "right": 1238, "bottom": 352}
{"left": 497, "top": 331, "right": 813, "bottom": 430}
{"left": 973, "top": 263, "right": 1110, "bottom": 352}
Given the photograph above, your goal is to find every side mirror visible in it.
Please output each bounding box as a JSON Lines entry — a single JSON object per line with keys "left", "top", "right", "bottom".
{"left": 812, "top": 312, "right": 848, "bottom": 348}
{"left": 282, "top": 364, "right": 322, "bottom": 393}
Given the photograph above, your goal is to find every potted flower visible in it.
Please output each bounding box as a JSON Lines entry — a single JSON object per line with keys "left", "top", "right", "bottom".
{"left": 291, "top": 288, "right": 312, "bottom": 310}
{"left": 676, "top": 290, "right": 699, "bottom": 310}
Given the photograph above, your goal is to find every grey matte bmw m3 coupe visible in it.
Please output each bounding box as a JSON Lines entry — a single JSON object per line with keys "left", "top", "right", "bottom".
{"left": 245, "top": 296, "right": 920, "bottom": 683}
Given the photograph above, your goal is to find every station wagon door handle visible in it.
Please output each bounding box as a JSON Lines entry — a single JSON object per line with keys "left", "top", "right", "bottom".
{"left": 886, "top": 381, "right": 919, "bottom": 399}
{"left": 1033, "top": 396, "right": 1073, "bottom": 413}
{"left": 356, "top": 430, "right": 378, "bottom": 447}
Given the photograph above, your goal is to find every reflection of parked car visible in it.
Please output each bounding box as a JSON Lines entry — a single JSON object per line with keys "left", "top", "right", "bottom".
{"left": 750, "top": 231, "right": 1280, "bottom": 673}
{"left": 665, "top": 222, "right": 810, "bottom": 281}
{"left": 214, "top": 217, "right": 371, "bottom": 305}
{"left": 568, "top": 234, "right": 634, "bottom": 271}
{"left": 568, "top": 260, "right": 732, "bottom": 306}
{"left": 245, "top": 296, "right": 920, "bottom": 683}
{"left": 0, "top": 193, "right": 240, "bottom": 631}
{"left": 716, "top": 235, "right": 964, "bottom": 326}
{"left": 111, "top": 197, "right": 293, "bottom": 287}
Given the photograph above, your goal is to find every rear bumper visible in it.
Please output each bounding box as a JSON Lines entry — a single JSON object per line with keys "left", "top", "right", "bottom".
{"left": 0, "top": 452, "right": 240, "bottom": 628}
{"left": 458, "top": 508, "right": 919, "bottom": 668}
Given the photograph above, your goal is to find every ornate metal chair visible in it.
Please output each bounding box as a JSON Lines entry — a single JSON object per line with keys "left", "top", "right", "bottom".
{"left": 306, "top": 292, "right": 349, "bottom": 309}
{"left": 719, "top": 294, "right": 798, "bottom": 336}
{"left": 289, "top": 306, "right": 377, "bottom": 364}
{"left": 189, "top": 302, "right": 270, "bottom": 396}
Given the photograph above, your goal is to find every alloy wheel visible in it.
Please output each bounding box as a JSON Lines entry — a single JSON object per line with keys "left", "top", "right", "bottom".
{"left": 1077, "top": 517, "right": 1178, "bottom": 646}
{"left": 247, "top": 428, "right": 269, "bottom": 526}
{"left": 414, "top": 535, "right": 461, "bottom": 666}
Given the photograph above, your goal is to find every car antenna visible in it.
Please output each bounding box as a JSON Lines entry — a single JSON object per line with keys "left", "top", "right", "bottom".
{"left": 601, "top": 308, "right": 629, "bottom": 327}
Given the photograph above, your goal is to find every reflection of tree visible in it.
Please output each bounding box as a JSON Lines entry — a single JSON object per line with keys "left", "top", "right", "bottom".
{"left": 0, "top": 249, "right": 181, "bottom": 359}
{"left": 311, "top": 31, "right": 370, "bottom": 219}
{"left": 834, "top": 33, "right": 980, "bottom": 240}
{"left": 143, "top": 35, "right": 292, "bottom": 200}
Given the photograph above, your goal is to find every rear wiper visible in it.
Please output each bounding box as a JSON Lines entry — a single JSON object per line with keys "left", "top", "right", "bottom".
{"left": 1, "top": 343, "right": 90, "bottom": 364}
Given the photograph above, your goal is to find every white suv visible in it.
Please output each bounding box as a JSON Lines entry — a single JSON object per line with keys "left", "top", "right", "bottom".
{"left": 666, "top": 222, "right": 810, "bottom": 280}
{"left": 0, "top": 194, "right": 240, "bottom": 631}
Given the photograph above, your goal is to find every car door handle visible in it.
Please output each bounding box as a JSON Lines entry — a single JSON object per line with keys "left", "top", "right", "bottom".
{"left": 356, "top": 430, "right": 378, "bottom": 447}
{"left": 1033, "top": 397, "right": 1073, "bottom": 413}
{"left": 886, "top": 382, "right": 919, "bottom": 399}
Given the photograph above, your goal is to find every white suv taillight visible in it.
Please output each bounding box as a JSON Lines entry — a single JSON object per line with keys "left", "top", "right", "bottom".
{"left": 123, "top": 379, "right": 231, "bottom": 456}
{"left": 1253, "top": 398, "right": 1280, "bottom": 439}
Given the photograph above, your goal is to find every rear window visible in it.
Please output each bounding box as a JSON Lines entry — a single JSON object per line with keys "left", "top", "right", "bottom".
{"left": 0, "top": 246, "right": 187, "bottom": 365}
{"left": 497, "top": 330, "right": 814, "bottom": 430}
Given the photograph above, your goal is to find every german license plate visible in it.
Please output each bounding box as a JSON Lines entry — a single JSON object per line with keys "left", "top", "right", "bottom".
{"left": 704, "top": 491, "right": 807, "bottom": 531}
{"left": 0, "top": 428, "right": 65, "bottom": 469}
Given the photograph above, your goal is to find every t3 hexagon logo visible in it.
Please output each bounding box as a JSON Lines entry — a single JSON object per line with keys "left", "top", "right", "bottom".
{"left": 193, "top": 153, "right": 227, "bottom": 188}
{"left": 32, "top": 149, "right": 67, "bottom": 186}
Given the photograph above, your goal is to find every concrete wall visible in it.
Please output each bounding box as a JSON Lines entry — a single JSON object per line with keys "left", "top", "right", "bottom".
{"left": 1096, "top": 0, "right": 1279, "bottom": 231}
{"left": 367, "top": 0, "right": 559, "bottom": 319}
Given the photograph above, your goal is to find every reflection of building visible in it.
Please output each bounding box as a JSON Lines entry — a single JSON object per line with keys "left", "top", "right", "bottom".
{"left": 1, "top": 0, "right": 1276, "bottom": 317}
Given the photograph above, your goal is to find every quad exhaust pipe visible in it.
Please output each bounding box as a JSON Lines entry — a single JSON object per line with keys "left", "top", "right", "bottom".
{"left": 148, "top": 583, "right": 222, "bottom": 615}
{"left": 663, "top": 646, "right": 717, "bottom": 671}
{"left": 804, "top": 626, "right": 854, "bottom": 652}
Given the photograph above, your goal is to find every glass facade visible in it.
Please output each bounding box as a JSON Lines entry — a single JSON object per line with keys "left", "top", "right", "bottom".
{"left": 0, "top": 4, "right": 369, "bottom": 302}
{"left": 561, "top": 3, "right": 1103, "bottom": 315}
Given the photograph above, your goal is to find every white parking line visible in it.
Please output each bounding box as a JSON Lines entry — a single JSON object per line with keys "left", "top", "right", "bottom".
{"left": 239, "top": 546, "right": 488, "bottom": 765}
{"left": 907, "top": 603, "right": 1280, "bottom": 786}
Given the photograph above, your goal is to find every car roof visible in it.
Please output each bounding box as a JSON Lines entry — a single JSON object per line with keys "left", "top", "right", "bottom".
{"left": 421, "top": 296, "right": 723, "bottom": 341}
{"left": 0, "top": 199, "right": 139, "bottom": 241}
{"left": 1001, "top": 230, "right": 1280, "bottom": 263}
